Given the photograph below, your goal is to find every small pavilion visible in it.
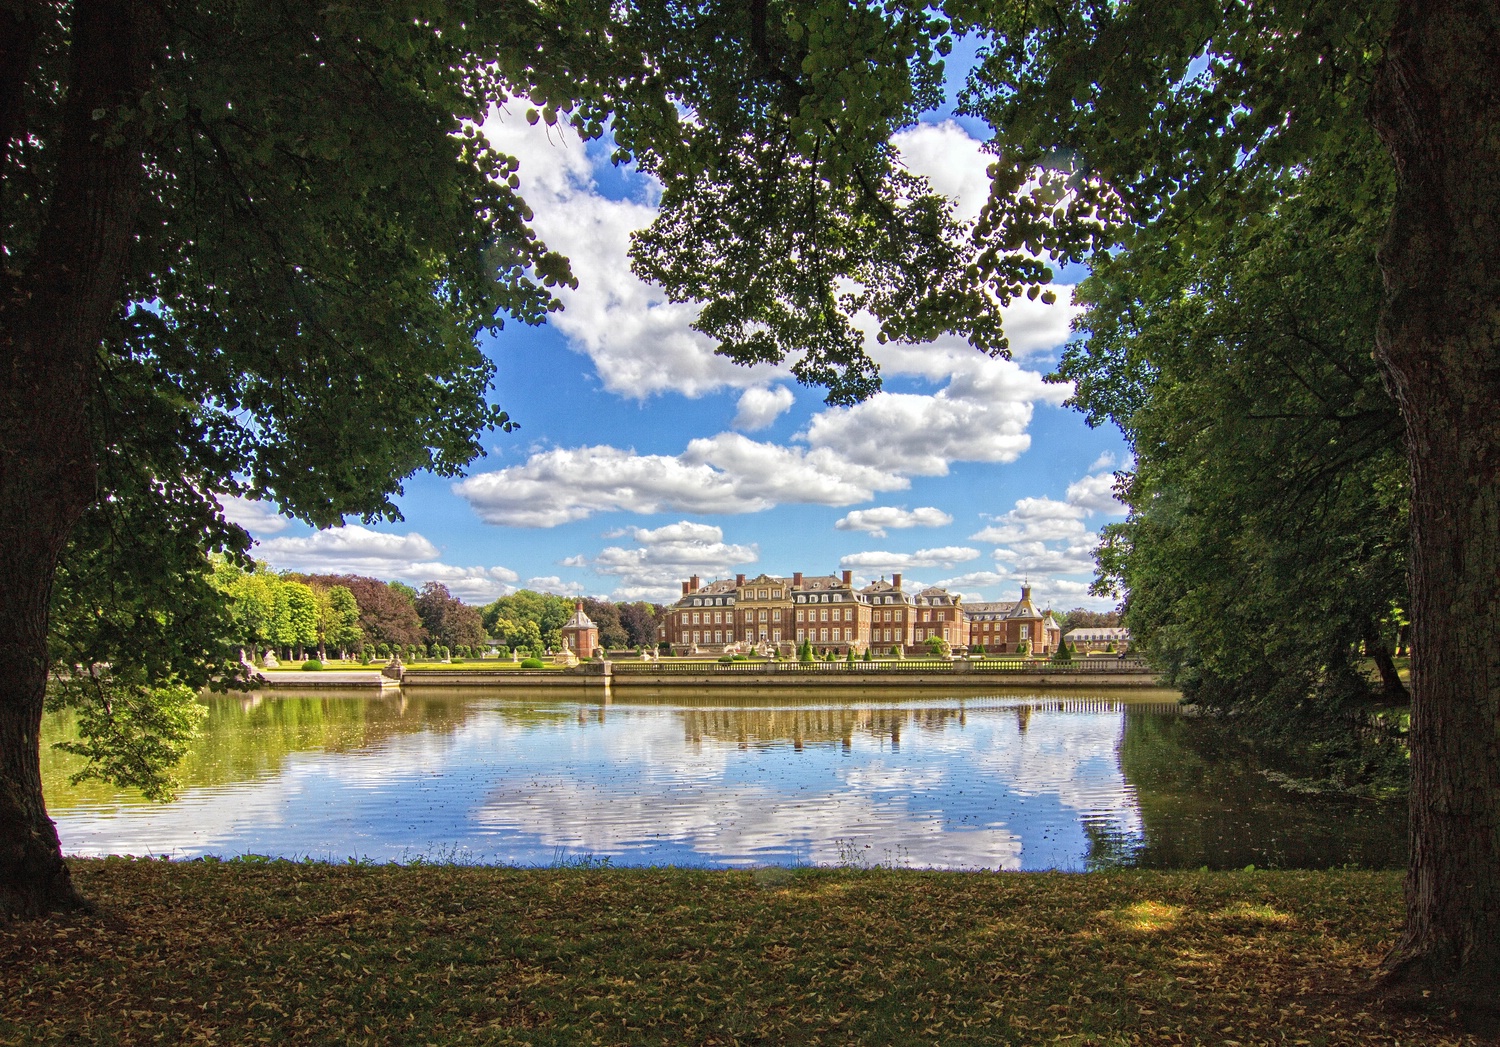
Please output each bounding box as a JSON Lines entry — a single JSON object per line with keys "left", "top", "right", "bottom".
{"left": 560, "top": 602, "right": 600, "bottom": 659}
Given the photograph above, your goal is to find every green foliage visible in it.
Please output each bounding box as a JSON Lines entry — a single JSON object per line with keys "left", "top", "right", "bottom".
{"left": 1058, "top": 608, "right": 1121, "bottom": 632}
{"left": 1064, "top": 138, "right": 1407, "bottom": 751}
{"left": 519, "top": 658, "right": 545, "bottom": 669}
{"left": 320, "top": 587, "right": 363, "bottom": 654}
{"left": 1017, "top": 640, "right": 1031, "bottom": 658}
{"left": 950, "top": 1, "right": 1411, "bottom": 770}
{"left": 1050, "top": 644, "right": 1074, "bottom": 665}
{"left": 799, "top": 639, "right": 814, "bottom": 664}
{"left": 45, "top": 673, "right": 206, "bottom": 802}
{"left": 483, "top": 591, "right": 574, "bottom": 650}
{"left": 924, "top": 636, "right": 951, "bottom": 658}
{"left": 301, "top": 660, "right": 323, "bottom": 671}
{"left": 863, "top": 648, "right": 872, "bottom": 662}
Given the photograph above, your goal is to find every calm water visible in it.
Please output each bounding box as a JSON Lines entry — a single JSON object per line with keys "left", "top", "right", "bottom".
{"left": 41, "top": 689, "right": 1405, "bottom": 871}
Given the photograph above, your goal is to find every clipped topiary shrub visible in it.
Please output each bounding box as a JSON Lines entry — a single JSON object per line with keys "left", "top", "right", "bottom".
{"left": 301, "top": 659, "right": 323, "bottom": 671}
{"left": 520, "top": 657, "right": 545, "bottom": 669}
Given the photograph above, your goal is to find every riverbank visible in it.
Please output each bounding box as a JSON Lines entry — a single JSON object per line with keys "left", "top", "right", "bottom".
{"left": 248, "top": 656, "right": 1164, "bottom": 695}
{"left": 1, "top": 861, "right": 1478, "bottom": 1045}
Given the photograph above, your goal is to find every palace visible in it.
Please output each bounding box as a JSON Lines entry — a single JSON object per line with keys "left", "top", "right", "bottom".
{"left": 659, "top": 572, "right": 1061, "bottom": 657}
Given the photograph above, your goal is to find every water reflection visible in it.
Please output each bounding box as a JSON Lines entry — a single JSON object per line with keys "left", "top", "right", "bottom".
{"left": 42, "top": 690, "right": 1404, "bottom": 871}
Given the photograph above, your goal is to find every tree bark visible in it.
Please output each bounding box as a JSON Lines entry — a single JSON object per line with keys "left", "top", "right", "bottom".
{"left": 0, "top": 0, "right": 158, "bottom": 918}
{"left": 1363, "top": 622, "right": 1407, "bottom": 701}
{"left": 1369, "top": 0, "right": 1500, "bottom": 1008}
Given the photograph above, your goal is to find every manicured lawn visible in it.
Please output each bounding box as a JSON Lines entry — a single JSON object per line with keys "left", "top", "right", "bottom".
{"left": 0, "top": 861, "right": 1479, "bottom": 1045}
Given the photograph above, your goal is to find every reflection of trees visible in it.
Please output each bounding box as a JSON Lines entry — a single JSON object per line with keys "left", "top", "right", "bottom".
{"left": 1109, "top": 711, "right": 1406, "bottom": 870}
{"left": 42, "top": 692, "right": 482, "bottom": 809}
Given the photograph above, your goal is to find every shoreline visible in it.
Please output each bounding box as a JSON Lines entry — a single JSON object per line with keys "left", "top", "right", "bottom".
{"left": 242, "top": 660, "right": 1165, "bottom": 696}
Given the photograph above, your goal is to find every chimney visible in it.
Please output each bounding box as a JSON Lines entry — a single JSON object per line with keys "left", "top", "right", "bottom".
{"left": 681, "top": 581, "right": 690, "bottom": 596}
{"left": 893, "top": 573, "right": 902, "bottom": 590}
{"left": 690, "top": 574, "right": 700, "bottom": 592}
{"left": 793, "top": 572, "right": 803, "bottom": 587}
{"left": 842, "top": 569, "right": 853, "bottom": 586}
{"left": 736, "top": 573, "right": 746, "bottom": 586}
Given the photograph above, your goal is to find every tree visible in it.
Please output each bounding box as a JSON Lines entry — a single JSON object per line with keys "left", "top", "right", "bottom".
{"left": 616, "top": 602, "right": 662, "bottom": 650}
{"left": 303, "top": 576, "right": 424, "bottom": 650}
{"left": 279, "top": 583, "right": 319, "bottom": 661}
{"left": 959, "top": 0, "right": 1498, "bottom": 1003}
{"left": 1063, "top": 134, "right": 1410, "bottom": 762}
{"left": 1056, "top": 609, "right": 1121, "bottom": 633}
{"left": 317, "top": 587, "right": 362, "bottom": 661}
{"left": 482, "top": 591, "right": 574, "bottom": 651}
{"left": 415, "top": 582, "right": 486, "bottom": 652}
{"left": 580, "top": 598, "right": 629, "bottom": 650}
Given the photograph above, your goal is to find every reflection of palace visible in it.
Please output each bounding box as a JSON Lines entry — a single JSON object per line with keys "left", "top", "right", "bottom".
{"left": 678, "top": 706, "right": 972, "bottom": 748}
{"left": 659, "top": 572, "right": 1062, "bottom": 656}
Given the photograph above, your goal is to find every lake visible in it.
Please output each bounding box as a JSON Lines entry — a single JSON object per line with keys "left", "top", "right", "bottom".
{"left": 41, "top": 688, "right": 1405, "bottom": 871}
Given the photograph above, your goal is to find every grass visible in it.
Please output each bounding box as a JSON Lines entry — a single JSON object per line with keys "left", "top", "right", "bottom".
{"left": 0, "top": 861, "right": 1481, "bottom": 1045}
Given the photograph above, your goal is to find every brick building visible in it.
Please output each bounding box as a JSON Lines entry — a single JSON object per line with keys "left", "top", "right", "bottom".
{"left": 659, "top": 573, "right": 1060, "bottom": 657}
{"left": 964, "top": 586, "right": 1062, "bottom": 654}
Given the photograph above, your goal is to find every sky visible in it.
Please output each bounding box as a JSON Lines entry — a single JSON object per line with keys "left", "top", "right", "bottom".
{"left": 224, "top": 62, "right": 1132, "bottom": 611}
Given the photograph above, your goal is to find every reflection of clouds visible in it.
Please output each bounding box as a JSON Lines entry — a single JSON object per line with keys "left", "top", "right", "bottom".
{"left": 973, "top": 713, "right": 1145, "bottom": 841}
{"left": 54, "top": 698, "right": 1143, "bottom": 871}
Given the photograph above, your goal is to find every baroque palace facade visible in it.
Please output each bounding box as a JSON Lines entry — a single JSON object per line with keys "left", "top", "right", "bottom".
{"left": 659, "top": 572, "right": 1062, "bottom": 656}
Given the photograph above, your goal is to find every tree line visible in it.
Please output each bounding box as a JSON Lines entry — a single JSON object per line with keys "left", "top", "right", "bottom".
{"left": 210, "top": 561, "right": 662, "bottom": 663}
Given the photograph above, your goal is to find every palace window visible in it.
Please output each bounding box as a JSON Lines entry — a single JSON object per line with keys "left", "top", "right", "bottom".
{"left": 772, "top": 609, "right": 781, "bottom": 621}
{"left": 759, "top": 610, "right": 768, "bottom": 622}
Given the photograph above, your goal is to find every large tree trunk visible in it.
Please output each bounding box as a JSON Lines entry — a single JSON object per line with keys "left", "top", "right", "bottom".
{"left": 0, "top": 0, "right": 157, "bottom": 918}
{"left": 1370, "top": 0, "right": 1500, "bottom": 1008}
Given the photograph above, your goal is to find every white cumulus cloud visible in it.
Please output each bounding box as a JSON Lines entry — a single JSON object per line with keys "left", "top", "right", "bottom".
{"left": 969, "top": 497, "right": 1088, "bottom": 544}
{"left": 834, "top": 506, "right": 953, "bottom": 538}
{"left": 454, "top": 436, "right": 909, "bottom": 527}
{"left": 732, "top": 386, "right": 797, "bottom": 431}
{"left": 480, "top": 113, "right": 787, "bottom": 400}
{"left": 525, "top": 575, "right": 586, "bottom": 596}
{"left": 219, "top": 495, "right": 290, "bottom": 536}
{"left": 840, "top": 546, "right": 980, "bottom": 572}
{"left": 1065, "top": 471, "right": 1127, "bottom": 515}
{"left": 256, "top": 525, "right": 519, "bottom": 603}
{"left": 587, "top": 522, "right": 759, "bottom": 602}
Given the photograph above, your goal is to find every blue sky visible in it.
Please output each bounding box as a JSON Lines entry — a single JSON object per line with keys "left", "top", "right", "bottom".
{"left": 226, "top": 81, "right": 1131, "bottom": 610}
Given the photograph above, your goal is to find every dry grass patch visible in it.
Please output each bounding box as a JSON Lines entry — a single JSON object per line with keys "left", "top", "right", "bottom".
{"left": 0, "top": 861, "right": 1481, "bottom": 1045}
